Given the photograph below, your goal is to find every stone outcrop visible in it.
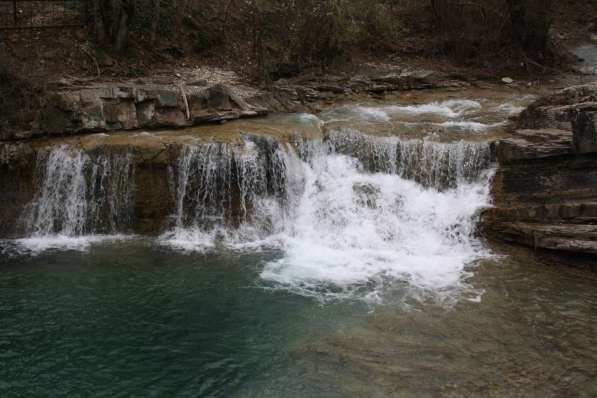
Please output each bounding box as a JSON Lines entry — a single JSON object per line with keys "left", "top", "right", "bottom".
{"left": 0, "top": 143, "right": 37, "bottom": 236}
{"left": 29, "top": 83, "right": 268, "bottom": 140}
{"left": 483, "top": 83, "right": 597, "bottom": 255}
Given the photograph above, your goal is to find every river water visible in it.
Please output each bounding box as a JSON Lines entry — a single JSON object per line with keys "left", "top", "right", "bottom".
{"left": 1, "top": 90, "right": 596, "bottom": 397}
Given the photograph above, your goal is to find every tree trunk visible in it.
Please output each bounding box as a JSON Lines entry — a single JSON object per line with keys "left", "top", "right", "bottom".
{"left": 92, "top": 0, "right": 134, "bottom": 53}
{"left": 92, "top": 0, "right": 106, "bottom": 44}
{"left": 151, "top": 0, "right": 160, "bottom": 43}
{"left": 114, "top": 3, "right": 130, "bottom": 53}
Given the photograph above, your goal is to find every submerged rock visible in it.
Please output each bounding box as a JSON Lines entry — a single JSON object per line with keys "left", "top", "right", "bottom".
{"left": 353, "top": 183, "right": 382, "bottom": 209}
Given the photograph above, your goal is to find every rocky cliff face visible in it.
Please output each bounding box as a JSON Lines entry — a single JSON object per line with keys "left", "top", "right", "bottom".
{"left": 483, "top": 83, "right": 597, "bottom": 255}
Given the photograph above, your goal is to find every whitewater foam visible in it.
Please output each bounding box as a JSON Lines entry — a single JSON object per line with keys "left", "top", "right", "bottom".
{"left": 260, "top": 152, "right": 493, "bottom": 303}
{"left": 436, "top": 121, "right": 505, "bottom": 131}
{"left": 9, "top": 234, "right": 132, "bottom": 255}
{"left": 329, "top": 100, "right": 483, "bottom": 122}
{"left": 160, "top": 132, "right": 494, "bottom": 302}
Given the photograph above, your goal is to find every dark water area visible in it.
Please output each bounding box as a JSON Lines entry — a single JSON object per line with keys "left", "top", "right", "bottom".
{"left": 1, "top": 241, "right": 596, "bottom": 398}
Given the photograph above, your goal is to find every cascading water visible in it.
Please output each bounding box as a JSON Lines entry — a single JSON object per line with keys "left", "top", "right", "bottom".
{"left": 264, "top": 132, "right": 493, "bottom": 302}
{"left": 20, "top": 146, "right": 135, "bottom": 249}
{"left": 13, "top": 97, "right": 501, "bottom": 300}
{"left": 160, "top": 136, "right": 305, "bottom": 250}
{"left": 163, "top": 129, "right": 493, "bottom": 302}
{"left": 326, "top": 129, "right": 491, "bottom": 189}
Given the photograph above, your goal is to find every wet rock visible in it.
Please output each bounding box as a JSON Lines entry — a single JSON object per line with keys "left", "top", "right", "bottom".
{"left": 517, "top": 83, "right": 597, "bottom": 130}
{"left": 486, "top": 222, "right": 597, "bottom": 255}
{"left": 0, "top": 143, "right": 37, "bottom": 238}
{"left": 496, "top": 129, "right": 572, "bottom": 162}
{"left": 313, "top": 84, "right": 346, "bottom": 94}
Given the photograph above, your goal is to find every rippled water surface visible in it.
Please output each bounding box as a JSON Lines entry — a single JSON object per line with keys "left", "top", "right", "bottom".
{"left": 1, "top": 241, "right": 596, "bottom": 397}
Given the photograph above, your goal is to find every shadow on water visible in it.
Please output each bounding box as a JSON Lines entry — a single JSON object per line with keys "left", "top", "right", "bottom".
{"left": 0, "top": 240, "right": 369, "bottom": 397}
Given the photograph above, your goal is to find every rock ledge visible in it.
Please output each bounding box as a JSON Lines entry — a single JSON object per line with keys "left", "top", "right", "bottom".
{"left": 483, "top": 83, "right": 597, "bottom": 255}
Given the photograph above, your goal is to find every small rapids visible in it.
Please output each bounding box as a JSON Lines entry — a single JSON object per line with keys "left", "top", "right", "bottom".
{"left": 326, "top": 99, "right": 483, "bottom": 122}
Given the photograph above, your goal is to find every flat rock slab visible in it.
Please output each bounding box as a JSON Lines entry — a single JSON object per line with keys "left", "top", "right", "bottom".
{"left": 497, "top": 129, "right": 573, "bottom": 162}
{"left": 489, "top": 221, "right": 597, "bottom": 255}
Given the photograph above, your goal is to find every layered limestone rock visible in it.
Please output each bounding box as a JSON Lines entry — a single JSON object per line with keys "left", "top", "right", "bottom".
{"left": 32, "top": 83, "right": 268, "bottom": 139}
{"left": 483, "top": 83, "right": 597, "bottom": 255}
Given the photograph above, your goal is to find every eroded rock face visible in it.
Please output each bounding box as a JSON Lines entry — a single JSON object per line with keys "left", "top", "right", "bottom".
{"left": 483, "top": 83, "right": 597, "bottom": 255}
{"left": 572, "top": 104, "right": 597, "bottom": 153}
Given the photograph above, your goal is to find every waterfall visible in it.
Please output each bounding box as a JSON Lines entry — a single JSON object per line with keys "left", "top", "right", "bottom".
{"left": 168, "top": 130, "right": 494, "bottom": 300}
{"left": 161, "top": 129, "right": 494, "bottom": 301}
{"left": 326, "top": 129, "right": 491, "bottom": 189}
{"left": 261, "top": 145, "right": 493, "bottom": 301}
{"left": 161, "top": 136, "right": 305, "bottom": 249}
{"left": 23, "top": 146, "right": 135, "bottom": 237}
{"left": 16, "top": 127, "right": 494, "bottom": 300}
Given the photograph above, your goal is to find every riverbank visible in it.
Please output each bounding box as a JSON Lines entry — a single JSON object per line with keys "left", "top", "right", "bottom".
{"left": 0, "top": 60, "right": 537, "bottom": 142}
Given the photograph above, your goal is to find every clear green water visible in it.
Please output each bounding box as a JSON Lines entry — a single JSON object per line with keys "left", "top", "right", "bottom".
{"left": 1, "top": 241, "right": 596, "bottom": 397}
